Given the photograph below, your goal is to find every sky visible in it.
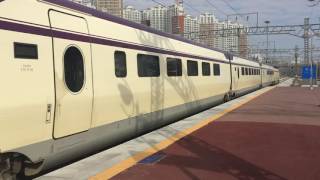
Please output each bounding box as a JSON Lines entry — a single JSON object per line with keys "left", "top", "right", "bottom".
{"left": 124, "top": 0, "right": 320, "bottom": 54}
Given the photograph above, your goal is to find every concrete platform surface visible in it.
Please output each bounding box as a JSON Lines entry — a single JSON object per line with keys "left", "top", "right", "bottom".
{"left": 113, "top": 87, "right": 320, "bottom": 180}
{"left": 37, "top": 83, "right": 279, "bottom": 180}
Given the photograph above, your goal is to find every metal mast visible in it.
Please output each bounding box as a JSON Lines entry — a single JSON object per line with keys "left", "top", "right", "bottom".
{"left": 304, "top": 18, "right": 310, "bottom": 65}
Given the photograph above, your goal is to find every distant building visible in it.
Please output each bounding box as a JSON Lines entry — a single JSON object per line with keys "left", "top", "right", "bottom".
{"left": 239, "top": 32, "right": 248, "bottom": 58}
{"left": 142, "top": 5, "right": 168, "bottom": 32}
{"left": 199, "top": 12, "right": 218, "bottom": 24}
{"left": 70, "top": 0, "right": 96, "bottom": 8}
{"left": 95, "top": 0, "right": 123, "bottom": 17}
{"left": 197, "top": 12, "right": 248, "bottom": 54}
{"left": 184, "top": 15, "right": 199, "bottom": 41}
{"left": 199, "top": 24, "right": 216, "bottom": 49}
{"left": 141, "top": 9, "right": 151, "bottom": 27}
{"left": 167, "top": 1, "right": 185, "bottom": 35}
{"left": 199, "top": 13, "right": 218, "bottom": 49}
{"left": 123, "top": 6, "right": 142, "bottom": 24}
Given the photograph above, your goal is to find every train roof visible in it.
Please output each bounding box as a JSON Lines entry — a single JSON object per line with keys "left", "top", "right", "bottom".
{"left": 41, "top": 0, "right": 228, "bottom": 55}
{"left": 232, "top": 56, "right": 260, "bottom": 67}
{"left": 2, "top": 0, "right": 278, "bottom": 69}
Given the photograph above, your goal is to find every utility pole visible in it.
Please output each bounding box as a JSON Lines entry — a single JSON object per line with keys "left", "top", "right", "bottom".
{"left": 293, "top": 46, "right": 300, "bottom": 86}
{"left": 310, "top": 37, "right": 314, "bottom": 89}
{"left": 265, "top": 20, "right": 270, "bottom": 64}
{"left": 304, "top": 18, "right": 310, "bottom": 65}
{"left": 295, "top": 46, "right": 299, "bottom": 77}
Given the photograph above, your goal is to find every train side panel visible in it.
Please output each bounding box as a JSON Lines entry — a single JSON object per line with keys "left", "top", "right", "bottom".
{"left": 232, "top": 58, "right": 261, "bottom": 96}
{"left": 0, "top": 1, "right": 55, "bottom": 157}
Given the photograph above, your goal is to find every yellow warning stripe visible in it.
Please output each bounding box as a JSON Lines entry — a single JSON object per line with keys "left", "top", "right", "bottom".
{"left": 89, "top": 87, "right": 274, "bottom": 180}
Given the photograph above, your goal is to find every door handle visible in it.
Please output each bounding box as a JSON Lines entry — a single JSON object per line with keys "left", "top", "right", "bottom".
{"left": 46, "top": 104, "right": 52, "bottom": 124}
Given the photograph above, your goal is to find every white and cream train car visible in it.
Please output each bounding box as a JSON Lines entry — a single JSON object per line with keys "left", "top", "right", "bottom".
{"left": 0, "top": 0, "right": 279, "bottom": 178}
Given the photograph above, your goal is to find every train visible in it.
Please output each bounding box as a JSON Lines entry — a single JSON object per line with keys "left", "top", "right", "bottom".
{"left": 0, "top": 0, "right": 280, "bottom": 179}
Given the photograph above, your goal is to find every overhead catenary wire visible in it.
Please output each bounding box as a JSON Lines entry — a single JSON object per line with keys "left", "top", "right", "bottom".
{"left": 150, "top": 0, "right": 166, "bottom": 7}
{"left": 182, "top": 0, "right": 203, "bottom": 14}
{"left": 218, "top": 0, "right": 238, "bottom": 13}
{"left": 202, "top": 0, "right": 228, "bottom": 16}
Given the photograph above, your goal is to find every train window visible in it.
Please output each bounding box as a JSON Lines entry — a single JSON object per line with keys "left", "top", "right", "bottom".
{"left": 114, "top": 51, "right": 127, "bottom": 78}
{"left": 187, "top": 60, "right": 198, "bottom": 76}
{"left": 14, "top": 42, "right": 38, "bottom": 59}
{"left": 64, "top": 46, "right": 85, "bottom": 93}
{"left": 167, "top": 58, "right": 182, "bottom": 76}
{"left": 237, "top": 68, "right": 240, "bottom": 78}
{"left": 137, "top": 54, "right": 160, "bottom": 77}
{"left": 245, "top": 68, "right": 249, "bottom": 75}
{"left": 241, "top": 67, "right": 244, "bottom": 75}
{"left": 202, "top": 62, "right": 211, "bottom": 76}
{"left": 213, "top": 64, "right": 220, "bottom": 76}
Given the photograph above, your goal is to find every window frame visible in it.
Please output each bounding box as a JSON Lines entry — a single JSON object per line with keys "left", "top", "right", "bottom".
{"left": 63, "top": 45, "right": 85, "bottom": 94}
{"left": 213, "top": 63, "right": 221, "bottom": 76}
{"left": 202, "top": 62, "right": 211, "bottom": 76}
{"left": 187, "top": 60, "right": 198, "bottom": 76}
{"left": 166, "top": 57, "right": 182, "bottom": 77}
{"left": 137, "top": 54, "right": 160, "bottom": 77}
{"left": 114, "top": 51, "right": 127, "bottom": 78}
{"left": 14, "top": 42, "right": 38, "bottom": 60}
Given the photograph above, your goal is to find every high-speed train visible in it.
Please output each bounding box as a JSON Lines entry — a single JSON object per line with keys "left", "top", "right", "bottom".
{"left": 0, "top": 0, "right": 279, "bottom": 179}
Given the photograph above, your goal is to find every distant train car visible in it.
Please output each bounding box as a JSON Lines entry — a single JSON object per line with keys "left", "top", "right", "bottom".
{"left": 261, "top": 64, "right": 280, "bottom": 86}
{"left": 230, "top": 57, "right": 261, "bottom": 97}
{"left": 0, "top": 0, "right": 279, "bottom": 179}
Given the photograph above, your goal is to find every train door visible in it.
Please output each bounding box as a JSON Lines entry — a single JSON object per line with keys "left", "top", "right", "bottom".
{"left": 49, "top": 10, "right": 93, "bottom": 138}
{"left": 232, "top": 66, "right": 239, "bottom": 91}
{"left": 260, "top": 67, "right": 263, "bottom": 87}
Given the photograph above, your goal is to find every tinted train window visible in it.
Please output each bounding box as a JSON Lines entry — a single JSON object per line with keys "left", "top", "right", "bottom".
{"left": 202, "top": 62, "right": 211, "bottom": 76}
{"left": 245, "top": 68, "right": 249, "bottom": 75}
{"left": 64, "top": 46, "right": 85, "bottom": 93}
{"left": 241, "top": 67, "right": 244, "bottom": 75}
{"left": 137, "top": 54, "right": 160, "bottom": 77}
{"left": 213, "top": 64, "right": 220, "bottom": 76}
{"left": 167, "top": 58, "right": 182, "bottom": 76}
{"left": 14, "top": 42, "right": 38, "bottom": 59}
{"left": 114, "top": 51, "right": 127, "bottom": 78}
{"left": 187, "top": 60, "right": 198, "bottom": 76}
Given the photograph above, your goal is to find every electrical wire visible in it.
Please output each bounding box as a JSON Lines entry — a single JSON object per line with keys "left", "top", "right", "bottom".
{"left": 150, "top": 0, "right": 166, "bottom": 7}
{"left": 148, "top": 0, "right": 204, "bottom": 15}
{"left": 183, "top": 0, "right": 203, "bottom": 14}
{"left": 203, "top": 0, "right": 227, "bottom": 16}
{"left": 218, "top": 0, "right": 238, "bottom": 13}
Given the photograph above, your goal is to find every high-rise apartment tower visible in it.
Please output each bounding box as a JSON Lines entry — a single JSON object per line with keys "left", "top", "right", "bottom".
{"left": 95, "top": 0, "right": 123, "bottom": 17}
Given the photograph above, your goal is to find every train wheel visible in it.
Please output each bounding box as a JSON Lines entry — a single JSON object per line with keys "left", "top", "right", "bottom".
{"left": 223, "top": 94, "right": 230, "bottom": 102}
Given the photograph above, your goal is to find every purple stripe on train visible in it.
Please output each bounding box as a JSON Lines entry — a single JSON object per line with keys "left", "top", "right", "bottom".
{"left": 0, "top": 19, "right": 228, "bottom": 64}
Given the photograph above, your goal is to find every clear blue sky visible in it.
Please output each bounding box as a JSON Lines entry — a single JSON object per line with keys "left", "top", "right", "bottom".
{"left": 124, "top": 0, "right": 320, "bottom": 50}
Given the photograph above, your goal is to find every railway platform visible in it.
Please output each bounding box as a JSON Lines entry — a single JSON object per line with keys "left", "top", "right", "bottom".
{"left": 36, "top": 79, "right": 320, "bottom": 180}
